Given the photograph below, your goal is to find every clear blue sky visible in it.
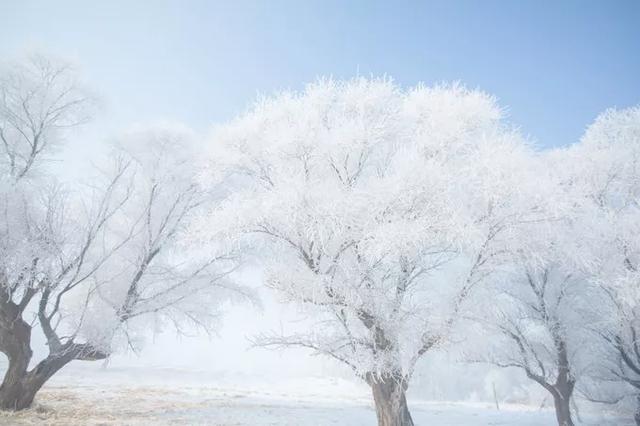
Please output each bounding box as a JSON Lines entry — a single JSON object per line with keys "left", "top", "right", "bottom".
{"left": 2, "top": 0, "right": 639, "bottom": 148}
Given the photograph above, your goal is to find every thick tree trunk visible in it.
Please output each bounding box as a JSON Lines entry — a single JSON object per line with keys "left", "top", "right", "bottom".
{"left": 0, "top": 356, "right": 31, "bottom": 410}
{"left": 0, "top": 280, "right": 109, "bottom": 411}
{"left": 0, "top": 305, "right": 104, "bottom": 410}
{"left": 0, "top": 326, "right": 37, "bottom": 410}
{"left": 0, "top": 300, "right": 108, "bottom": 410}
{"left": 0, "top": 312, "right": 36, "bottom": 411}
{"left": 369, "top": 377, "right": 414, "bottom": 426}
{"left": 552, "top": 392, "right": 574, "bottom": 426}
{"left": 0, "top": 373, "right": 39, "bottom": 411}
{"left": 0, "top": 349, "right": 80, "bottom": 411}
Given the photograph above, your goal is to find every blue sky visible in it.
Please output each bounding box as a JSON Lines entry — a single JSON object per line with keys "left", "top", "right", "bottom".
{"left": 2, "top": 0, "right": 639, "bottom": 148}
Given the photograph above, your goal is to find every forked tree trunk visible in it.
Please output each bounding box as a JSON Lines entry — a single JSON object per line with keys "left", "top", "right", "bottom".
{"left": 0, "top": 306, "right": 104, "bottom": 410}
{"left": 0, "top": 346, "right": 85, "bottom": 411}
{"left": 368, "top": 377, "right": 414, "bottom": 426}
{"left": 552, "top": 392, "right": 574, "bottom": 426}
{"left": 0, "top": 288, "right": 108, "bottom": 411}
{"left": 0, "top": 313, "right": 37, "bottom": 411}
{"left": 530, "top": 369, "right": 575, "bottom": 426}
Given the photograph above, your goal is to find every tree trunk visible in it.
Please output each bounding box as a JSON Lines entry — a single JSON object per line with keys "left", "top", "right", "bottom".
{"left": 369, "top": 377, "right": 414, "bottom": 426}
{"left": 0, "top": 302, "right": 107, "bottom": 411}
{"left": 0, "top": 286, "right": 107, "bottom": 411}
{"left": 0, "top": 355, "right": 32, "bottom": 410}
{"left": 0, "top": 374, "right": 39, "bottom": 411}
{"left": 635, "top": 394, "right": 640, "bottom": 426}
{"left": 0, "top": 304, "right": 36, "bottom": 411}
{"left": 552, "top": 333, "right": 575, "bottom": 426}
{"left": 552, "top": 392, "right": 574, "bottom": 426}
{"left": 0, "top": 351, "right": 78, "bottom": 411}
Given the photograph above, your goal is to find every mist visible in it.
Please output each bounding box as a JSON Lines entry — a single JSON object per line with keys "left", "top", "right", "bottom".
{"left": 0, "top": 2, "right": 639, "bottom": 425}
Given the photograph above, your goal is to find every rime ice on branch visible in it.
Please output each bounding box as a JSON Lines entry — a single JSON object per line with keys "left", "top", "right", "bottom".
{"left": 566, "top": 107, "right": 640, "bottom": 424}
{"left": 198, "top": 78, "right": 543, "bottom": 426}
{"left": 0, "top": 55, "right": 252, "bottom": 411}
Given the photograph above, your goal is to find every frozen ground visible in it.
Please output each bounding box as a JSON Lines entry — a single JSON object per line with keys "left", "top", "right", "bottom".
{"left": 0, "top": 364, "right": 627, "bottom": 425}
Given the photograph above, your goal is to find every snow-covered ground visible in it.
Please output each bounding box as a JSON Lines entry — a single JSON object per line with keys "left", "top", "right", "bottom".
{"left": 0, "top": 364, "right": 627, "bottom": 425}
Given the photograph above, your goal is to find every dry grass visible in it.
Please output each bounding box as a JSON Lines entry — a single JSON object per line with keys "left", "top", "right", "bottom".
{"left": 0, "top": 386, "right": 206, "bottom": 425}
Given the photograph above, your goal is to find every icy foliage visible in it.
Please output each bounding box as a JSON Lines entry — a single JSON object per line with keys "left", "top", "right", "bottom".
{"left": 0, "top": 55, "right": 252, "bottom": 375}
{"left": 557, "top": 106, "right": 640, "bottom": 410}
{"left": 568, "top": 107, "right": 640, "bottom": 303}
{"left": 197, "top": 78, "right": 543, "bottom": 383}
{"left": 0, "top": 54, "right": 95, "bottom": 180}
{"left": 474, "top": 106, "right": 640, "bottom": 424}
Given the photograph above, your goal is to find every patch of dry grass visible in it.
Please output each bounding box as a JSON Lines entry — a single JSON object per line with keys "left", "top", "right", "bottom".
{"left": 0, "top": 386, "right": 204, "bottom": 425}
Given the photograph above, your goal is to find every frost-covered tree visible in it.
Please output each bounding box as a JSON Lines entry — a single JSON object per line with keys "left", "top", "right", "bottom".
{"left": 197, "top": 78, "right": 541, "bottom": 426}
{"left": 0, "top": 55, "right": 250, "bottom": 411}
{"left": 478, "top": 201, "right": 603, "bottom": 426}
{"left": 476, "top": 108, "right": 640, "bottom": 426}
{"left": 0, "top": 54, "right": 93, "bottom": 181}
{"left": 480, "top": 106, "right": 640, "bottom": 426}
{"left": 562, "top": 106, "right": 640, "bottom": 424}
